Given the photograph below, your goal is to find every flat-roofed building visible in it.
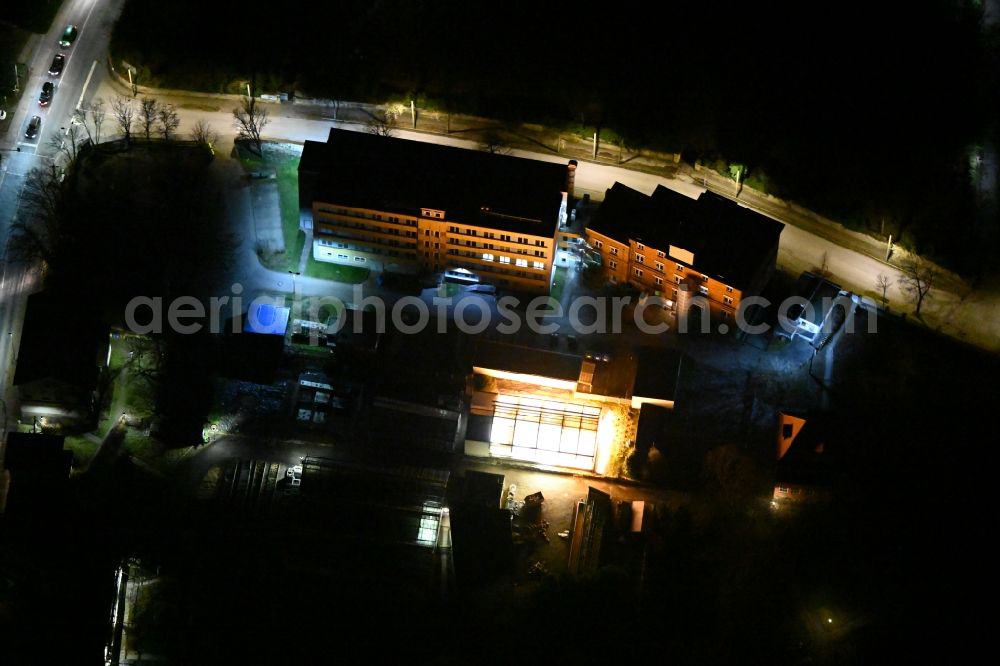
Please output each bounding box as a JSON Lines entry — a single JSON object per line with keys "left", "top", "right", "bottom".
{"left": 299, "top": 128, "right": 575, "bottom": 294}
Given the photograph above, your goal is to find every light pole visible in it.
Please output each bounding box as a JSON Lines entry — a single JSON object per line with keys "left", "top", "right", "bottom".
{"left": 288, "top": 270, "right": 300, "bottom": 298}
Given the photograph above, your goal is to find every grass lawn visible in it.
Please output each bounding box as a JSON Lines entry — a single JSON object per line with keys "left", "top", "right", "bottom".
{"left": 236, "top": 143, "right": 305, "bottom": 273}
{"left": 550, "top": 265, "right": 568, "bottom": 302}
{"left": 305, "top": 253, "right": 370, "bottom": 283}
{"left": 64, "top": 435, "right": 99, "bottom": 470}
{"left": 296, "top": 295, "right": 342, "bottom": 323}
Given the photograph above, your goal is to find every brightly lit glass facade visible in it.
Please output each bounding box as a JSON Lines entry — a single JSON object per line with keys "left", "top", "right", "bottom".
{"left": 489, "top": 394, "right": 600, "bottom": 469}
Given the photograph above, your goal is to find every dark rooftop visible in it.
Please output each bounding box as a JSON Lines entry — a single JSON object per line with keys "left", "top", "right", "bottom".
{"left": 632, "top": 347, "right": 683, "bottom": 403}
{"left": 2, "top": 433, "right": 72, "bottom": 475}
{"left": 588, "top": 182, "right": 785, "bottom": 290}
{"left": 472, "top": 339, "right": 582, "bottom": 383}
{"left": 13, "top": 291, "right": 108, "bottom": 390}
{"left": 776, "top": 412, "right": 843, "bottom": 488}
{"left": 300, "top": 128, "right": 569, "bottom": 238}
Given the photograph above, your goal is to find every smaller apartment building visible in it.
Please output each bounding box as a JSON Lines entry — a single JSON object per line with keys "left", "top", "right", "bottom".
{"left": 299, "top": 129, "right": 574, "bottom": 294}
{"left": 586, "top": 183, "right": 784, "bottom": 321}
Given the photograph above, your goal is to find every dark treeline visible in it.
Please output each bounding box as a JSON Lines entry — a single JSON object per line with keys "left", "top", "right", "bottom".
{"left": 112, "top": 0, "right": 998, "bottom": 273}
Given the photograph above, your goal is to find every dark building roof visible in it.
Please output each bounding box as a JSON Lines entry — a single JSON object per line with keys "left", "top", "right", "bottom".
{"left": 13, "top": 291, "right": 108, "bottom": 390}
{"left": 588, "top": 182, "right": 785, "bottom": 290}
{"left": 632, "top": 347, "right": 683, "bottom": 403}
{"left": 636, "top": 404, "right": 671, "bottom": 451}
{"left": 217, "top": 323, "right": 284, "bottom": 385}
{"left": 1, "top": 432, "right": 72, "bottom": 514}
{"left": 472, "top": 339, "right": 582, "bottom": 383}
{"left": 299, "top": 128, "right": 569, "bottom": 238}
{"left": 2, "top": 433, "right": 72, "bottom": 475}
{"left": 788, "top": 272, "right": 844, "bottom": 326}
{"left": 776, "top": 412, "right": 843, "bottom": 488}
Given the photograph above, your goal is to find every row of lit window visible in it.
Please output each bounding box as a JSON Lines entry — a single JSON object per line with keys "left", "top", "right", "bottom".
{"left": 450, "top": 227, "right": 546, "bottom": 246}
{"left": 480, "top": 253, "right": 544, "bottom": 269}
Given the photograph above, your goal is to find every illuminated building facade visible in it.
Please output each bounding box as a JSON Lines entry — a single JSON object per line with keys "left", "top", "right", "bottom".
{"left": 299, "top": 129, "right": 575, "bottom": 294}
{"left": 586, "top": 182, "right": 784, "bottom": 321}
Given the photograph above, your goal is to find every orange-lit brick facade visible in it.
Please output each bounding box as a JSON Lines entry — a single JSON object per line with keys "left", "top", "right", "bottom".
{"left": 301, "top": 129, "right": 572, "bottom": 295}
{"left": 585, "top": 183, "right": 782, "bottom": 321}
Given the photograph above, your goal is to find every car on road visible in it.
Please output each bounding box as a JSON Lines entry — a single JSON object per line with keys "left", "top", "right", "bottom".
{"left": 25, "top": 115, "right": 41, "bottom": 140}
{"left": 39, "top": 82, "right": 53, "bottom": 106}
{"left": 59, "top": 25, "right": 79, "bottom": 48}
{"left": 48, "top": 53, "right": 66, "bottom": 76}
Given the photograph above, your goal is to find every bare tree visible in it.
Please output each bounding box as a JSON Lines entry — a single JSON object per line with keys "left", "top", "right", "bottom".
{"left": 366, "top": 114, "right": 395, "bottom": 137}
{"left": 157, "top": 103, "right": 180, "bottom": 141}
{"left": 232, "top": 95, "right": 270, "bottom": 155}
{"left": 6, "top": 166, "right": 63, "bottom": 265}
{"left": 875, "top": 273, "right": 892, "bottom": 307}
{"left": 139, "top": 97, "right": 159, "bottom": 141}
{"left": 48, "top": 124, "right": 84, "bottom": 163}
{"left": 111, "top": 95, "right": 135, "bottom": 144}
{"left": 90, "top": 98, "right": 107, "bottom": 144}
{"left": 479, "top": 129, "right": 512, "bottom": 155}
{"left": 190, "top": 119, "right": 219, "bottom": 149}
{"left": 898, "top": 257, "right": 939, "bottom": 318}
{"left": 365, "top": 104, "right": 403, "bottom": 138}
{"left": 71, "top": 98, "right": 105, "bottom": 146}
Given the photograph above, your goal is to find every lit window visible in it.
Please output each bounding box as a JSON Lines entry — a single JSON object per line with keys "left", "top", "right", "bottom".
{"left": 500, "top": 256, "right": 511, "bottom": 264}
{"left": 482, "top": 253, "right": 494, "bottom": 261}
{"left": 532, "top": 261, "right": 544, "bottom": 269}
{"left": 515, "top": 258, "right": 528, "bottom": 267}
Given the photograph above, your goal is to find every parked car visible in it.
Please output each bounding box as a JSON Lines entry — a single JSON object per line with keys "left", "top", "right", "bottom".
{"left": 25, "top": 115, "right": 41, "bottom": 140}
{"left": 467, "top": 284, "right": 497, "bottom": 295}
{"left": 48, "top": 53, "right": 66, "bottom": 76}
{"left": 38, "top": 82, "right": 53, "bottom": 106}
{"left": 59, "top": 24, "right": 79, "bottom": 48}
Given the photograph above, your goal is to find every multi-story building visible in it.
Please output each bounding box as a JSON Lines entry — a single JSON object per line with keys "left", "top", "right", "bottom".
{"left": 299, "top": 128, "right": 576, "bottom": 294}
{"left": 585, "top": 182, "right": 784, "bottom": 321}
